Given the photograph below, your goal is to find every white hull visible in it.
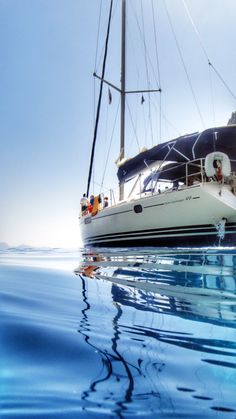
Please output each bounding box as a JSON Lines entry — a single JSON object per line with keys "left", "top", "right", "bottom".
{"left": 80, "top": 182, "right": 236, "bottom": 247}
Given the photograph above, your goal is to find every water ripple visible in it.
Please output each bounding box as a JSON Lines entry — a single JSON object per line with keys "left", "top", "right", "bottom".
{"left": 1, "top": 248, "right": 236, "bottom": 417}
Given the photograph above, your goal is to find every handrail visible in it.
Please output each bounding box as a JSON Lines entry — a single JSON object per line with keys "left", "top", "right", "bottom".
{"left": 86, "top": 159, "right": 236, "bottom": 207}
{"left": 142, "top": 157, "right": 236, "bottom": 195}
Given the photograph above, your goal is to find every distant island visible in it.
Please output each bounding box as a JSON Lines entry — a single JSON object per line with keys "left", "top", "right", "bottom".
{"left": 228, "top": 111, "right": 236, "bottom": 125}
{"left": 0, "top": 242, "right": 9, "bottom": 250}
{"left": 0, "top": 242, "right": 41, "bottom": 251}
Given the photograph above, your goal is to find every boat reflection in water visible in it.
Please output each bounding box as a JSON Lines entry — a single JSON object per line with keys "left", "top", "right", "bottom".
{"left": 75, "top": 248, "right": 236, "bottom": 417}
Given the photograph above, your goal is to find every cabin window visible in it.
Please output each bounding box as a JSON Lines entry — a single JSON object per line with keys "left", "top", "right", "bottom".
{"left": 134, "top": 204, "right": 143, "bottom": 213}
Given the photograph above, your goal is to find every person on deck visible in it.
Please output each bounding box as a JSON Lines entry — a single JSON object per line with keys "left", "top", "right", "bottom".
{"left": 80, "top": 193, "right": 89, "bottom": 214}
{"left": 90, "top": 195, "right": 95, "bottom": 206}
{"left": 88, "top": 195, "right": 95, "bottom": 213}
{"left": 104, "top": 196, "right": 109, "bottom": 208}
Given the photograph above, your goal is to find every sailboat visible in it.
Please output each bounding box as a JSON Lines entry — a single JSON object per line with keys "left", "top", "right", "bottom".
{"left": 80, "top": 0, "right": 236, "bottom": 247}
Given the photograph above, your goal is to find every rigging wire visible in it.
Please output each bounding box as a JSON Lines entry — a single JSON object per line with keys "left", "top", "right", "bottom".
{"left": 208, "top": 62, "right": 236, "bottom": 103}
{"left": 130, "top": 0, "right": 161, "bottom": 147}
{"left": 126, "top": 100, "right": 141, "bottom": 150}
{"left": 151, "top": 0, "right": 161, "bottom": 88}
{"left": 92, "top": 74, "right": 96, "bottom": 193}
{"left": 150, "top": 96, "right": 181, "bottom": 137}
{"left": 127, "top": 23, "right": 141, "bottom": 81}
{"left": 129, "top": 3, "right": 148, "bottom": 148}
{"left": 94, "top": 0, "right": 119, "bottom": 74}
{"left": 94, "top": 0, "right": 103, "bottom": 71}
{"left": 92, "top": 0, "right": 102, "bottom": 193}
{"left": 181, "top": 0, "right": 236, "bottom": 104}
{"left": 163, "top": 0, "right": 205, "bottom": 129}
{"left": 181, "top": 0, "right": 208, "bottom": 61}
{"left": 103, "top": 91, "right": 110, "bottom": 164}
{"left": 126, "top": 14, "right": 142, "bottom": 148}
{"left": 92, "top": 179, "right": 118, "bottom": 193}
{"left": 208, "top": 63, "right": 216, "bottom": 127}
{"left": 140, "top": 0, "right": 154, "bottom": 146}
{"left": 93, "top": 0, "right": 103, "bottom": 194}
{"left": 92, "top": 0, "right": 120, "bottom": 194}
{"left": 159, "top": 93, "right": 162, "bottom": 141}
{"left": 86, "top": 0, "right": 113, "bottom": 198}
{"left": 93, "top": 0, "right": 102, "bottom": 119}
{"left": 141, "top": 98, "right": 148, "bottom": 148}
{"left": 151, "top": 0, "right": 162, "bottom": 143}
{"left": 100, "top": 100, "right": 120, "bottom": 192}
{"left": 131, "top": 1, "right": 160, "bottom": 89}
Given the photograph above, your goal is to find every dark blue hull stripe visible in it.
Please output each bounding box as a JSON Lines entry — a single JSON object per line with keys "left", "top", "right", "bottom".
{"left": 84, "top": 223, "right": 236, "bottom": 244}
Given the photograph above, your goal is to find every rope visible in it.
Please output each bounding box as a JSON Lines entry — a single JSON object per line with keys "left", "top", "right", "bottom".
{"left": 163, "top": 0, "right": 205, "bottom": 129}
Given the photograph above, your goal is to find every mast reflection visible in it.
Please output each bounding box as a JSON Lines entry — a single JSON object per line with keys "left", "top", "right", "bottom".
{"left": 75, "top": 248, "right": 236, "bottom": 417}
{"left": 76, "top": 274, "right": 145, "bottom": 418}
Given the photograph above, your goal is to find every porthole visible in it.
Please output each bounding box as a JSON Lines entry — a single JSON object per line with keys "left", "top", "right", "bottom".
{"left": 134, "top": 204, "right": 143, "bottom": 213}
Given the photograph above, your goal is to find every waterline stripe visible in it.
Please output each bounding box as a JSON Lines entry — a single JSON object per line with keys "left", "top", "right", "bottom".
{"left": 84, "top": 223, "right": 236, "bottom": 242}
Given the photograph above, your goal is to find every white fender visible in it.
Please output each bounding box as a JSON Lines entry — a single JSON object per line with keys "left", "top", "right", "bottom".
{"left": 205, "top": 152, "right": 231, "bottom": 178}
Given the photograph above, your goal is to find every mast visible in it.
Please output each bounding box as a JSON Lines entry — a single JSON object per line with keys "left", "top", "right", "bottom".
{"left": 119, "top": 0, "right": 126, "bottom": 201}
{"left": 91, "top": 0, "right": 161, "bottom": 202}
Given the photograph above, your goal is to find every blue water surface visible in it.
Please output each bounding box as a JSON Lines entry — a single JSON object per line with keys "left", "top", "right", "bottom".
{"left": 1, "top": 247, "right": 236, "bottom": 418}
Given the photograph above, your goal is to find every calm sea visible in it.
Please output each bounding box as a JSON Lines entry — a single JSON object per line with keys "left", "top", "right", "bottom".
{"left": 1, "top": 247, "right": 236, "bottom": 418}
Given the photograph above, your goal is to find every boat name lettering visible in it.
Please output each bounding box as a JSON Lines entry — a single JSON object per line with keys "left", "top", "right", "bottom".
{"left": 164, "top": 199, "right": 185, "bottom": 205}
{"left": 186, "top": 196, "right": 192, "bottom": 201}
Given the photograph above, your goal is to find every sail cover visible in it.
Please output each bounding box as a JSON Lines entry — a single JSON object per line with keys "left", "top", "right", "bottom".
{"left": 117, "top": 125, "right": 236, "bottom": 183}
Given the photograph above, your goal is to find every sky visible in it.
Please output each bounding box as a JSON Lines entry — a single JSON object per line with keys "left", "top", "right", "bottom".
{"left": 1, "top": 0, "right": 236, "bottom": 248}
